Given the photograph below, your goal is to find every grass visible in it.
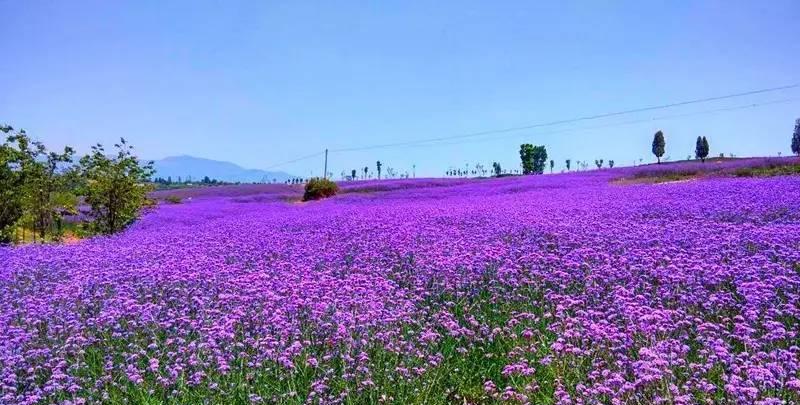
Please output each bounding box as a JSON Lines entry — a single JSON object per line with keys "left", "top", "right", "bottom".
{"left": 614, "top": 172, "right": 698, "bottom": 185}
{"left": 163, "top": 195, "right": 183, "bottom": 204}
{"left": 614, "top": 161, "right": 800, "bottom": 185}
{"left": 11, "top": 222, "right": 85, "bottom": 244}
{"left": 732, "top": 164, "right": 800, "bottom": 177}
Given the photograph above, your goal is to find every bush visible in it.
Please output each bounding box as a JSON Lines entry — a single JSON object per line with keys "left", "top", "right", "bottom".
{"left": 164, "top": 195, "right": 182, "bottom": 204}
{"left": 303, "top": 178, "right": 339, "bottom": 201}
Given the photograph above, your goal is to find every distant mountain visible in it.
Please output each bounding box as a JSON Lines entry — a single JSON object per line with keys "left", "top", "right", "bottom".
{"left": 151, "top": 155, "right": 294, "bottom": 183}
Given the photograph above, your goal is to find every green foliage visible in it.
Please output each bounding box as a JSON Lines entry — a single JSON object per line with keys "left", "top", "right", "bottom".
{"left": 733, "top": 164, "right": 800, "bottom": 177}
{"left": 792, "top": 119, "right": 800, "bottom": 156}
{"left": 376, "top": 161, "right": 382, "bottom": 179}
{"left": 79, "top": 138, "right": 154, "bottom": 234}
{"left": 565, "top": 159, "right": 571, "bottom": 171}
{"left": 1, "top": 126, "right": 77, "bottom": 243}
{"left": 695, "top": 136, "right": 710, "bottom": 162}
{"left": 652, "top": 130, "right": 666, "bottom": 163}
{"left": 519, "top": 144, "right": 548, "bottom": 175}
{"left": 492, "top": 161, "right": 502, "bottom": 177}
{"left": 2, "top": 126, "right": 154, "bottom": 244}
{"left": 164, "top": 195, "right": 183, "bottom": 204}
{"left": 303, "top": 177, "right": 339, "bottom": 201}
{"left": 0, "top": 126, "right": 23, "bottom": 243}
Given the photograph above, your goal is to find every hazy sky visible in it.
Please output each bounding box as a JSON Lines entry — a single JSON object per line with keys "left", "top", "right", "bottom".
{"left": 2, "top": 1, "right": 798, "bottom": 177}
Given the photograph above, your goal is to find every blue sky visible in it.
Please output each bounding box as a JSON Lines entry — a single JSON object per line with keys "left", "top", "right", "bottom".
{"left": 1, "top": 1, "right": 798, "bottom": 177}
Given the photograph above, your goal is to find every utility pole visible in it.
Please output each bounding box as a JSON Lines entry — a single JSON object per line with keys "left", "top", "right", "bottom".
{"left": 323, "top": 149, "right": 328, "bottom": 179}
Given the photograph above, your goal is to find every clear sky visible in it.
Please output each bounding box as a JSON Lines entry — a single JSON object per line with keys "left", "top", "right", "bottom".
{"left": 1, "top": 1, "right": 798, "bottom": 177}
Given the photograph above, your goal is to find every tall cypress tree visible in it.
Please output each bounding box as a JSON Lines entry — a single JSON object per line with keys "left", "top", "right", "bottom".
{"left": 695, "top": 136, "right": 710, "bottom": 162}
{"left": 652, "top": 130, "right": 666, "bottom": 164}
{"left": 695, "top": 136, "right": 703, "bottom": 161}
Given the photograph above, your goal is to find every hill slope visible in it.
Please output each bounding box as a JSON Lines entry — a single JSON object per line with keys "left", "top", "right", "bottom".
{"left": 151, "top": 155, "right": 293, "bottom": 183}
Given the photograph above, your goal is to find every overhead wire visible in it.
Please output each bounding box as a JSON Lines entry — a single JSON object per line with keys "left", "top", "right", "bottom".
{"left": 264, "top": 83, "right": 799, "bottom": 168}
{"left": 328, "top": 83, "right": 798, "bottom": 153}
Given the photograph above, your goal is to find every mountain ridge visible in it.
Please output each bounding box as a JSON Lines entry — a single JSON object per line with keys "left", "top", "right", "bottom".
{"left": 151, "top": 155, "right": 294, "bottom": 183}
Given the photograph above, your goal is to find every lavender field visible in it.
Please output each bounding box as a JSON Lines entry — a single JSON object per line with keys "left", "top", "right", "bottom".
{"left": 2, "top": 161, "right": 800, "bottom": 404}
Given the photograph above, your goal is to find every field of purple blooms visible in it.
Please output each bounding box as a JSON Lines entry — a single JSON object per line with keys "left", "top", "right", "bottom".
{"left": 2, "top": 159, "right": 800, "bottom": 404}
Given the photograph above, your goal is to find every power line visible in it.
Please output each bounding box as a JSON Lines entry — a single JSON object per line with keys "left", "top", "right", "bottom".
{"left": 329, "top": 83, "right": 798, "bottom": 153}
{"left": 264, "top": 83, "right": 798, "bottom": 170}
{"left": 263, "top": 151, "right": 325, "bottom": 170}
{"left": 387, "top": 97, "right": 800, "bottom": 150}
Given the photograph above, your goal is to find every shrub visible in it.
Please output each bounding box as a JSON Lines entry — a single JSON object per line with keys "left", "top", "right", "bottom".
{"left": 303, "top": 177, "right": 339, "bottom": 201}
{"left": 164, "top": 195, "right": 182, "bottom": 204}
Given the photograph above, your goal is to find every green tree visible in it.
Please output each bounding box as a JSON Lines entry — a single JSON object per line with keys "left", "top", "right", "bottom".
{"left": 519, "top": 144, "right": 548, "bottom": 175}
{"left": 0, "top": 126, "right": 24, "bottom": 243}
{"left": 492, "top": 162, "right": 502, "bottom": 176}
{"left": 609, "top": 160, "right": 615, "bottom": 168}
{"left": 792, "top": 119, "right": 800, "bottom": 156}
{"left": 652, "top": 130, "right": 666, "bottom": 164}
{"left": 549, "top": 159, "right": 554, "bottom": 173}
{"left": 376, "top": 161, "right": 382, "bottom": 179}
{"left": 79, "top": 138, "right": 154, "bottom": 234}
{"left": 519, "top": 144, "right": 534, "bottom": 174}
{"left": 4, "top": 127, "right": 77, "bottom": 242}
{"left": 695, "top": 136, "right": 710, "bottom": 162}
{"left": 695, "top": 136, "right": 703, "bottom": 161}
{"left": 565, "top": 159, "right": 571, "bottom": 171}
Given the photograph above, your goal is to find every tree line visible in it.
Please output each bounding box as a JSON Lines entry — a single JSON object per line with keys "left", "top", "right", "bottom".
{"left": 340, "top": 161, "right": 414, "bottom": 181}
{"left": 1, "top": 125, "right": 153, "bottom": 244}
{"left": 445, "top": 121, "right": 800, "bottom": 179}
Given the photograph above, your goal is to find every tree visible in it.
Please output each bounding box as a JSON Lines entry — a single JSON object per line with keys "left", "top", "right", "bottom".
{"left": 695, "top": 136, "right": 710, "bottom": 162}
{"left": 4, "top": 127, "right": 77, "bottom": 242}
{"left": 475, "top": 163, "right": 486, "bottom": 177}
{"left": 376, "top": 161, "right": 382, "bottom": 179}
{"left": 695, "top": 136, "right": 703, "bottom": 161}
{"left": 0, "top": 126, "right": 24, "bottom": 243}
{"left": 519, "top": 144, "right": 534, "bottom": 174}
{"left": 351, "top": 169, "right": 357, "bottom": 180}
{"left": 363, "top": 166, "right": 369, "bottom": 179}
{"left": 652, "top": 130, "right": 666, "bottom": 164}
{"left": 792, "top": 119, "right": 800, "bottom": 156}
{"left": 609, "top": 160, "right": 615, "bottom": 168}
{"left": 565, "top": 159, "right": 571, "bottom": 171}
{"left": 594, "top": 159, "right": 603, "bottom": 169}
{"left": 549, "top": 159, "right": 554, "bottom": 173}
{"left": 492, "top": 162, "right": 502, "bottom": 177}
{"left": 519, "top": 144, "right": 548, "bottom": 175}
{"left": 79, "top": 138, "right": 154, "bottom": 234}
